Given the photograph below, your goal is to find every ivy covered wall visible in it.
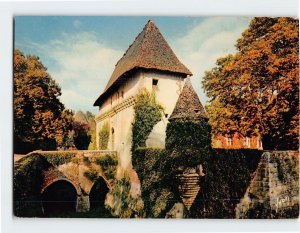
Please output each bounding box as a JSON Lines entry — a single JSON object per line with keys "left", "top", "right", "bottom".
{"left": 98, "top": 122, "right": 110, "bottom": 150}
{"left": 131, "top": 89, "right": 163, "bottom": 152}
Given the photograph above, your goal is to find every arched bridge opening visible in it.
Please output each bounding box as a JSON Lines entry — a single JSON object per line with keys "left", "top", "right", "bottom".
{"left": 41, "top": 180, "right": 77, "bottom": 216}
{"left": 89, "top": 176, "right": 109, "bottom": 211}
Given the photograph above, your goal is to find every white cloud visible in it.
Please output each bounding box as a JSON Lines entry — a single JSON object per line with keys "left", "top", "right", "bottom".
{"left": 29, "top": 32, "right": 123, "bottom": 114}
{"left": 19, "top": 17, "right": 251, "bottom": 115}
{"left": 171, "top": 17, "right": 251, "bottom": 105}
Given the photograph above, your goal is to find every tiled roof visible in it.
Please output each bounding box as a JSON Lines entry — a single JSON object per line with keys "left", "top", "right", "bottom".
{"left": 94, "top": 20, "right": 192, "bottom": 106}
{"left": 169, "top": 79, "right": 208, "bottom": 121}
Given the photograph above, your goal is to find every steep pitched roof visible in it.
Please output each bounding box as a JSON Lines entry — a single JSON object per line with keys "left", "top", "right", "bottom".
{"left": 169, "top": 79, "right": 208, "bottom": 121}
{"left": 94, "top": 20, "right": 192, "bottom": 106}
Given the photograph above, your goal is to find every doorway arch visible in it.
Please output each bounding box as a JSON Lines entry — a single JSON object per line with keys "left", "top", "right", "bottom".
{"left": 41, "top": 180, "right": 77, "bottom": 216}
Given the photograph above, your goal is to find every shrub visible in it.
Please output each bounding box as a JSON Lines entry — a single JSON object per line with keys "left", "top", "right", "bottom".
{"left": 71, "top": 157, "right": 80, "bottom": 164}
{"left": 14, "top": 154, "right": 51, "bottom": 217}
{"left": 41, "top": 152, "right": 75, "bottom": 166}
{"left": 99, "top": 122, "right": 110, "bottom": 150}
{"left": 84, "top": 170, "right": 99, "bottom": 182}
{"left": 106, "top": 175, "right": 144, "bottom": 218}
{"left": 95, "top": 154, "right": 118, "bottom": 180}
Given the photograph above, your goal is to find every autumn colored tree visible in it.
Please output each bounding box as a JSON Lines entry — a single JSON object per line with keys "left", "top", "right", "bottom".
{"left": 14, "top": 50, "right": 74, "bottom": 153}
{"left": 202, "top": 17, "right": 299, "bottom": 150}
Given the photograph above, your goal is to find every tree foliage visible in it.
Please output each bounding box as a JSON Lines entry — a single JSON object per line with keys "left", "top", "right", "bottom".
{"left": 73, "top": 110, "right": 96, "bottom": 150}
{"left": 73, "top": 123, "right": 91, "bottom": 150}
{"left": 14, "top": 50, "right": 74, "bottom": 153}
{"left": 202, "top": 17, "right": 299, "bottom": 150}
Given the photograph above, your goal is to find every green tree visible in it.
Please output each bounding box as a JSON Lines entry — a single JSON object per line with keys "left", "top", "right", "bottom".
{"left": 14, "top": 50, "right": 73, "bottom": 153}
{"left": 202, "top": 17, "right": 299, "bottom": 150}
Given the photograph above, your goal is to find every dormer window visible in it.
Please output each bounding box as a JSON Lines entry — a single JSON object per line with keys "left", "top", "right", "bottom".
{"left": 152, "top": 79, "right": 158, "bottom": 91}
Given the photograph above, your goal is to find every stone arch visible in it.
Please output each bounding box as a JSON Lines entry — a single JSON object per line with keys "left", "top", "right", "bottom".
{"left": 88, "top": 176, "right": 110, "bottom": 210}
{"left": 41, "top": 177, "right": 81, "bottom": 195}
{"left": 40, "top": 167, "right": 81, "bottom": 195}
{"left": 41, "top": 179, "right": 78, "bottom": 216}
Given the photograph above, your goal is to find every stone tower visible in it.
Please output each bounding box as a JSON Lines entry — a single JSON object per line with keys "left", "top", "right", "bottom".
{"left": 168, "top": 79, "right": 208, "bottom": 211}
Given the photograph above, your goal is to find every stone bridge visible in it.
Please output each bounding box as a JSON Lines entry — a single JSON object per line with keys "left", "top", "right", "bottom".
{"left": 14, "top": 150, "right": 118, "bottom": 215}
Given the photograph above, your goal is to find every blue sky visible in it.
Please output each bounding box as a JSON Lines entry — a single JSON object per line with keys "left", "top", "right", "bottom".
{"left": 15, "top": 16, "right": 251, "bottom": 115}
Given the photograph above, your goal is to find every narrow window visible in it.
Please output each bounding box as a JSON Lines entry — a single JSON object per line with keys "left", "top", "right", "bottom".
{"left": 226, "top": 137, "right": 232, "bottom": 147}
{"left": 245, "top": 137, "right": 250, "bottom": 147}
{"left": 121, "top": 91, "right": 124, "bottom": 98}
{"left": 152, "top": 79, "right": 158, "bottom": 91}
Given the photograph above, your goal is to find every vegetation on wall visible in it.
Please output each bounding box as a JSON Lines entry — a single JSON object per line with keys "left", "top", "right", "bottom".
{"left": 132, "top": 148, "right": 179, "bottom": 218}
{"left": 165, "top": 119, "right": 212, "bottom": 173}
{"left": 190, "top": 149, "right": 261, "bottom": 218}
{"left": 202, "top": 17, "right": 299, "bottom": 150}
{"left": 98, "top": 122, "right": 110, "bottom": 150}
{"left": 132, "top": 115, "right": 263, "bottom": 218}
{"left": 39, "top": 152, "right": 75, "bottom": 166}
{"left": 132, "top": 89, "right": 163, "bottom": 152}
{"left": 165, "top": 117, "right": 262, "bottom": 218}
{"left": 106, "top": 175, "right": 144, "bottom": 218}
{"left": 14, "top": 154, "right": 51, "bottom": 217}
{"left": 95, "top": 153, "right": 118, "bottom": 180}
{"left": 88, "top": 130, "right": 97, "bottom": 150}
{"left": 84, "top": 170, "right": 99, "bottom": 182}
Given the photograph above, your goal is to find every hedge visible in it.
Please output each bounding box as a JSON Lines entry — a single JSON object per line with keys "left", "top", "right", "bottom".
{"left": 189, "top": 149, "right": 261, "bottom": 218}
{"left": 132, "top": 148, "right": 180, "bottom": 218}
{"left": 95, "top": 154, "right": 118, "bottom": 180}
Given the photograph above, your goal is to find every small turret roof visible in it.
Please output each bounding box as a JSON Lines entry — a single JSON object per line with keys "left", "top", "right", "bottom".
{"left": 94, "top": 20, "right": 192, "bottom": 106}
{"left": 169, "top": 79, "right": 208, "bottom": 121}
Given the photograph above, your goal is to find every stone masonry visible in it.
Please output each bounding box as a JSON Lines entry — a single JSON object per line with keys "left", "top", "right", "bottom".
{"left": 235, "top": 151, "right": 299, "bottom": 218}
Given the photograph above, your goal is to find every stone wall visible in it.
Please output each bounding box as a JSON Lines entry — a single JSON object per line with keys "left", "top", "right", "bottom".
{"left": 235, "top": 151, "right": 299, "bottom": 218}
{"left": 14, "top": 150, "right": 118, "bottom": 215}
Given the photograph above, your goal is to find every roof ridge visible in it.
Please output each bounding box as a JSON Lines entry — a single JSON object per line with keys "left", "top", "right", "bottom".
{"left": 115, "top": 21, "right": 150, "bottom": 68}
{"left": 94, "top": 19, "right": 193, "bottom": 106}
